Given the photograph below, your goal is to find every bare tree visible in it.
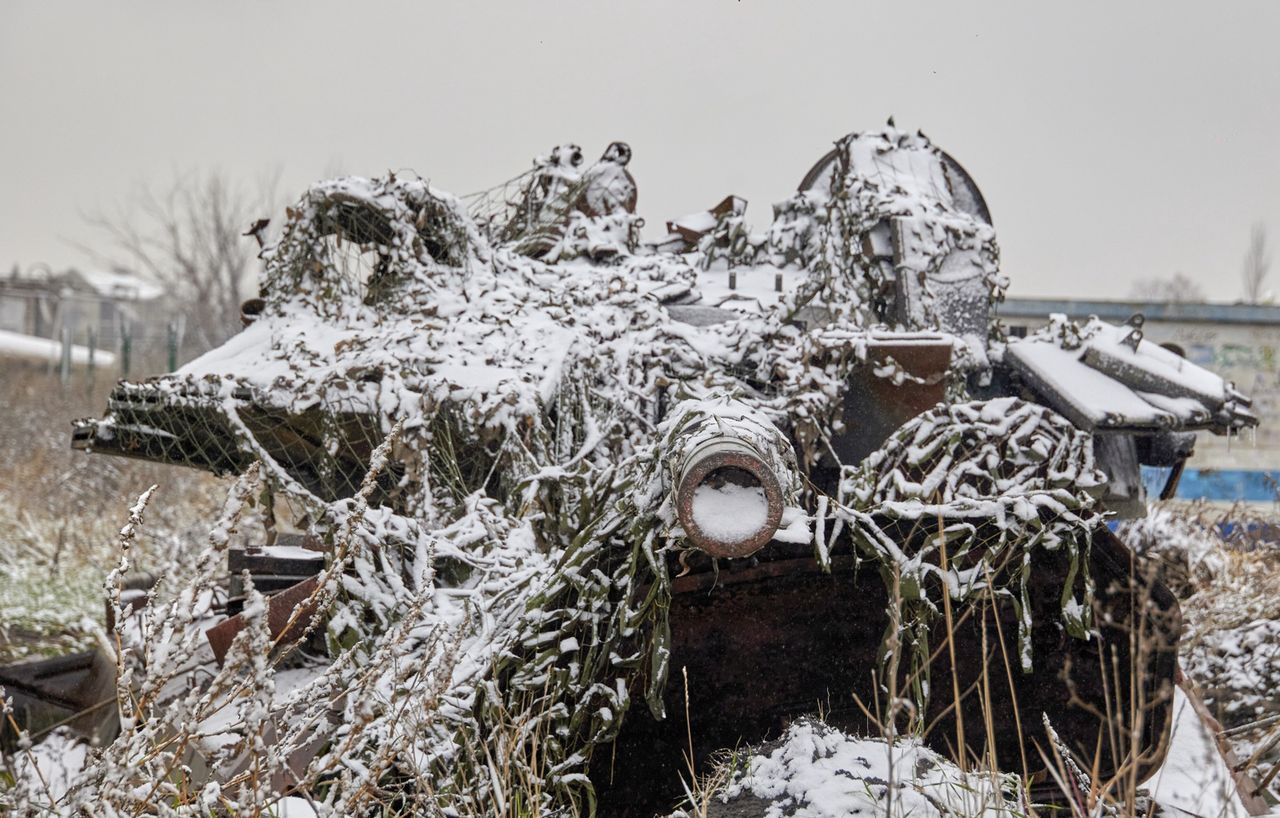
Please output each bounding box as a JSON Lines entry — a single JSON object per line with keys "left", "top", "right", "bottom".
{"left": 84, "top": 170, "right": 279, "bottom": 351}
{"left": 1242, "top": 222, "right": 1271, "bottom": 304}
{"left": 1128, "top": 272, "right": 1206, "bottom": 304}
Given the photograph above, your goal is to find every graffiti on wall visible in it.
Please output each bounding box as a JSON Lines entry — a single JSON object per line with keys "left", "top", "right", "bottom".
{"left": 1162, "top": 325, "right": 1280, "bottom": 472}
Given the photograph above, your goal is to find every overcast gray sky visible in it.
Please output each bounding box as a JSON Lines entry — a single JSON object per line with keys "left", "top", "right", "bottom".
{"left": 3, "top": 1, "right": 1278, "bottom": 301}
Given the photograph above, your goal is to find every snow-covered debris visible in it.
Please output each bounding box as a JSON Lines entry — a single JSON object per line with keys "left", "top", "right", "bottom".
{"left": 687, "top": 719, "right": 1021, "bottom": 818}
{"left": 666, "top": 195, "right": 747, "bottom": 250}
{"left": 692, "top": 698, "right": 1255, "bottom": 818}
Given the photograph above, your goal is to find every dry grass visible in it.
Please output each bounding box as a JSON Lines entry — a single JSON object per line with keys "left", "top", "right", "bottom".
{"left": 675, "top": 504, "right": 1280, "bottom": 817}
{"left": 3, "top": 382, "right": 1277, "bottom": 816}
{"left": 1138, "top": 502, "right": 1280, "bottom": 802}
{"left": 0, "top": 362, "right": 224, "bottom": 661}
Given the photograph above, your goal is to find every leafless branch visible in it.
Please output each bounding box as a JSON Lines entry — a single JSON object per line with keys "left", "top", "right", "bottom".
{"left": 1242, "top": 223, "right": 1271, "bottom": 304}
{"left": 1128, "top": 272, "right": 1205, "bottom": 304}
{"left": 80, "top": 169, "right": 281, "bottom": 351}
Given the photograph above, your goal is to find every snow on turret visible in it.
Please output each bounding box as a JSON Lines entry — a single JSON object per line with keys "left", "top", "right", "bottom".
{"left": 53, "top": 128, "right": 1254, "bottom": 816}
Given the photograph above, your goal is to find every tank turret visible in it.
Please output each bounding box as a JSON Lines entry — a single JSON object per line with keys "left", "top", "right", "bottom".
{"left": 52, "top": 127, "right": 1256, "bottom": 816}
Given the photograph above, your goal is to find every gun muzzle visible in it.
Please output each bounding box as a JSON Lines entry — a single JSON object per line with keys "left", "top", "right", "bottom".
{"left": 675, "top": 436, "right": 785, "bottom": 558}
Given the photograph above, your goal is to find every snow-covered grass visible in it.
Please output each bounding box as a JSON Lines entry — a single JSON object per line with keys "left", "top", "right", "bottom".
{"left": 0, "top": 451, "right": 571, "bottom": 818}
{"left": 0, "top": 364, "right": 223, "bottom": 662}
{"left": 676, "top": 719, "right": 1025, "bottom": 818}
{"left": 2, "top": 130, "right": 1273, "bottom": 817}
{"left": 3, "top": 375, "right": 1276, "bottom": 817}
{"left": 5, "top": 470, "right": 1277, "bottom": 817}
{"left": 1119, "top": 501, "right": 1280, "bottom": 804}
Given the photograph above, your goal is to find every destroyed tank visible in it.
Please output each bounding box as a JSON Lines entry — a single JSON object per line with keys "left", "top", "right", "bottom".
{"left": 58, "top": 126, "right": 1257, "bottom": 816}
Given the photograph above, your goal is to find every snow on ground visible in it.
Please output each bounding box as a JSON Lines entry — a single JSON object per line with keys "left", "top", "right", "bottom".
{"left": 6, "top": 728, "right": 89, "bottom": 805}
{"left": 270, "top": 796, "right": 319, "bottom": 817}
{"left": 694, "top": 704, "right": 1259, "bottom": 818}
{"left": 1120, "top": 501, "right": 1280, "bottom": 801}
{"left": 703, "top": 719, "right": 1019, "bottom": 818}
{"left": 1148, "top": 687, "right": 1252, "bottom": 818}
{"left": 1186, "top": 619, "right": 1280, "bottom": 724}
{"left": 7, "top": 726, "right": 319, "bottom": 818}
{"left": 194, "top": 665, "right": 325, "bottom": 755}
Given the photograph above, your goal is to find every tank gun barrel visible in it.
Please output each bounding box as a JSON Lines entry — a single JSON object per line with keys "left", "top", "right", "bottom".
{"left": 668, "top": 400, "right": 796, "bottom": 558}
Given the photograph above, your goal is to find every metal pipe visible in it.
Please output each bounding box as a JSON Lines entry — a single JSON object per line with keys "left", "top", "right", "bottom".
{"left": 675, "top": 435, "right": 785, "bottom": 558}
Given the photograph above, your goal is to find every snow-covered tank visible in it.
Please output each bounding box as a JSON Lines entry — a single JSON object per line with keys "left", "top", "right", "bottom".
{"left": 63, "top": 127, "right": 1256, "bottom": 815}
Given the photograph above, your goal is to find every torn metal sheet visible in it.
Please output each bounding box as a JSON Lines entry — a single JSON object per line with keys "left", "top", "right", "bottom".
{"left": 204, "top": 577, "right": 321, "bottom": 667}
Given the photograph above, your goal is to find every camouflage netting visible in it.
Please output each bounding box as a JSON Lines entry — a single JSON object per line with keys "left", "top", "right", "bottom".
{"left": 837, "top": 397, "right": 1106, "bottom": 698}
{"left": 51, "top": 128, "right": 1119, "bottom": 817}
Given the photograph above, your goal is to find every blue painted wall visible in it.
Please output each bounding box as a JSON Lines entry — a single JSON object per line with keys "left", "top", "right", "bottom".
{"left": 1141, "top": 466, "right": 1280, "bottom": 503}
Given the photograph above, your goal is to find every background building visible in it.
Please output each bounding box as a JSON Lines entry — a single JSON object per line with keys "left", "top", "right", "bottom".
{"left": 0, "top": 264, "right": 172, "bottom": 374}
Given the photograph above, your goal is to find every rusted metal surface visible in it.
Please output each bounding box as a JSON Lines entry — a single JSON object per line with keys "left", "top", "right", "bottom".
{"left": 0, "top": 649, "right": 118, "bottom": 750}
{"left": 593, "top": 547, "right": 890, "bottom": 818}
{"left": 228, "top": 547, "right": 324, "bottom": 584}
{"left": 670, "top": 554, "right": 859, "bottom": 595}
{"left": 675, "top": 437, "right": 784, "bottom": 558}
{"left": 240, "top": 297, "right": 265, "bottom": 327}
{"left": 204, "top": 576, "right": 321, "bottom": 667}
{"left": 593, "top": 527, "right": 1180, "bottom": 818}
{"left": 665, "top": 195, "right": 746, "bottom": 247}
{"left": 226, "top": 542, "right": 325, "bottom": 615}
{"left": 829, "top": 336, "right": 953, "bottom": 468}
{"left": 103, "top": 573, "right": 157, "bottom": 633}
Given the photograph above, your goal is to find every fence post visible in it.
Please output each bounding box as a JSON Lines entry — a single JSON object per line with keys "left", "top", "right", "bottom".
{"left": 167, "top": 320, "right": 178, "bottom": 372}
{"left": 59, "top": 325, "right": 71, "bottom": 387}
{"left": 120, "top": 322, "right": 132, "bottom": 378}
{"left": 87, "top": 325, "right": 97, "bottom": 385}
